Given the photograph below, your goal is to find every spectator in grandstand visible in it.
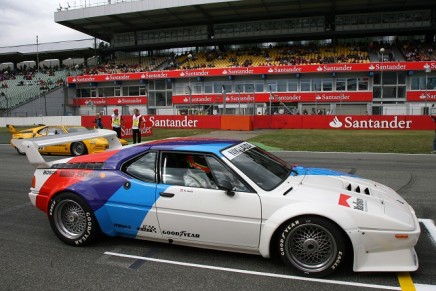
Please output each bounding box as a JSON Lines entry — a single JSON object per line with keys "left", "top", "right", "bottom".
{"left": 111, "top": 109, "right": 123, "bottom": 138}
{"left": 432, "top": 114, "right": 436, "bottom": 154}
{"left": 94, "top": 113, "right": 103, "bottom": 129}
{"left": 132, "top": 108, "right": 146, "bottom": 144}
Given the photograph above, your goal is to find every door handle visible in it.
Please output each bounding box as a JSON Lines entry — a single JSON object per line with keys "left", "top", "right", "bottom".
{"left": 160, "top": 192, "right": 175, "bottom": 198}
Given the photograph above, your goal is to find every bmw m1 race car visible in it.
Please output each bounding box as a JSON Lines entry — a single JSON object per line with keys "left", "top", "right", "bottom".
{"left": 13, "top": 130, "right": 420, "bottom": 277}
{"left": 8, "top": 124, "right": 128, "bottom": 155}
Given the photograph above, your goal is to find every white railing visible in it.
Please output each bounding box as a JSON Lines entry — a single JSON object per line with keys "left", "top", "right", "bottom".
{"left": 57, "top": 0, "right": 141, "bottom": 11}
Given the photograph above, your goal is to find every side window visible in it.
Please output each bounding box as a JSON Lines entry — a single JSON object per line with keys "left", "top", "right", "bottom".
{"left": 124, "top": 152, "right": 156, "bottom": 182}
{"left": 161, "top": 152, "right": 216, "bottom": 189}
{"left": 206, "top": 156, "right": 250, "bottom": 192}
{"left": 38, "top": 128, "right": 49, "bottom": 136}
{"left": 47, "top": 127, "right": 63, "bottom": 135}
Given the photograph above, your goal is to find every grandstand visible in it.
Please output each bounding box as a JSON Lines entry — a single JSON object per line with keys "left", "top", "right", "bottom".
{"left": 1, "top": 0, "right": 435, "bottom": 117}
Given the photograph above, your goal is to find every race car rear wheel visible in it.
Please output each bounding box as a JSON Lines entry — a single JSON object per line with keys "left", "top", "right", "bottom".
{"left": 278, "top": 216, "right": 346, "bottom": 277}
{"left": 71, "top": 142, "right": 88, "bottom": 156}
{"left": 15, "top": 147, "right": 25, "bottom": 155}
{"left": 15, "top": 138, "right": 25, "bottom": 155}
{"left": 48, "top": 192, "right": 100, "bottom": 246}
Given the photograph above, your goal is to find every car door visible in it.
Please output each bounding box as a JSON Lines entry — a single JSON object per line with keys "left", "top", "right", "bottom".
{"left": 103, "top": 152, "right": 161, "bottom": 239}
{"left": 155, "top": 152, "right": 262, "bottom": 250}
{"left": 38, "top": 126, "right": 67, "bottom": 154}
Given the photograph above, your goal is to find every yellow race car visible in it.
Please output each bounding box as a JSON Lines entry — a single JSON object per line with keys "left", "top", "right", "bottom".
{"left": 8, "top": 124, "right": 128, "bottom": 156}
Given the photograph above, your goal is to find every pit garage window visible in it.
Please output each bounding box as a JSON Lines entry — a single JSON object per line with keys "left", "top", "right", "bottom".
{"left": 124, "top": 152, "right": 157, "bottom": 183}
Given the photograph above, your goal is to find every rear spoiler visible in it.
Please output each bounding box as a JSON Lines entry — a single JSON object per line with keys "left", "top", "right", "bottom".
{"left": 11, "top": 129, "right": 122, "bottom": 168}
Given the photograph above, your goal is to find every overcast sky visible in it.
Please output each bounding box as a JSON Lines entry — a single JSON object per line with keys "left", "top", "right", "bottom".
{"left": 1, "top": 1, "right": 93, "bottom": 47}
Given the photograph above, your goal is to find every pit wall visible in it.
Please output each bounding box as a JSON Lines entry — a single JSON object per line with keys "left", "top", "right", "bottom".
{"left": 1, "top": 115, "right": 434, "bottom": 135}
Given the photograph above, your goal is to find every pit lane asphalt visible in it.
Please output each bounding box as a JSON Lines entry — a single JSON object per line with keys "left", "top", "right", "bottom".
{"left": 0, "top": 144, "right": 435, "bottom": 291}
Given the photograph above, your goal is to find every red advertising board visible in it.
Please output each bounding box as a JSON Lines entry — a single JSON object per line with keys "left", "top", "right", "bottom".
{"left": 81, "top": 115, "right": 152, "bottom": 138}
{"left": 253, "top": 115, "right": 435, "bottom": 130}
{"left": 67, "top": 62, "right": 436, "bottom": 83}
{"left": 74, "top": 96, "right": 148, "bottom": 106}
{"left": 172, "top": 91, "right": 372, "bottom": 104}
{"left": 82, "top": 114, "right": 434, "bottom": 133}
{"left": 81, "top": 114, "right": 220, "bottom": 137}
{"left": 148, "top": 115, "right": 221, "bottom": 129}
{"left": 406, "top": 91, "right": 436, "bottom": 102}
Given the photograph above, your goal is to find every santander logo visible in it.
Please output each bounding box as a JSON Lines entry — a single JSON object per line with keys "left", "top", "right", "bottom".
{"left": 328, "top": 116, "right": 412, "bottom": 129}
{"left": 329, "top": 116, "right": 343, "bottom": 128}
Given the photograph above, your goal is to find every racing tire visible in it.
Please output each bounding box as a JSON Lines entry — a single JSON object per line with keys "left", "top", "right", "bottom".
{"left": 15, "top": 138, "right": 25, "bottom": 155}
{"left": 71, "top": 142, "right": 88, "bottom": 156}
{"left": 15, "top": 147, "right": 25, "bottom": 155}
{"left": 278, "top": 216, "right": 346, "bottom": 277}
{"left": 48, "top": 192, "right": 101, "bottom": 246}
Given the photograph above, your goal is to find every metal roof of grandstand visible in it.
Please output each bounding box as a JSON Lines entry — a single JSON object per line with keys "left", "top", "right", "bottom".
{"left": 55, "top": 0, "right": 436, "bottom": 43}
{"left": 0, "top": 39, "right": 96, "bottom": 64}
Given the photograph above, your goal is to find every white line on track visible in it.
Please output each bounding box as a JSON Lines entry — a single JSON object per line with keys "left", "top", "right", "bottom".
{"left": 104, "top": 251, "right": 400, "bottom": 290}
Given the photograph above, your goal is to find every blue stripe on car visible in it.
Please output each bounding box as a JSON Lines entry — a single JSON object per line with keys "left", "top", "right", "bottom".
{"left": 96, "top": 180, "right": 169, "bottom": 237}
{"left": 293, "top": 166, "right": 355, "bottom": 177}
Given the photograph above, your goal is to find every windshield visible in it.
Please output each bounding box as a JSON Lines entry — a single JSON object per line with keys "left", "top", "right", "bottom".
{"left": 222, "top": 142, "right": 291, "bottom": 191}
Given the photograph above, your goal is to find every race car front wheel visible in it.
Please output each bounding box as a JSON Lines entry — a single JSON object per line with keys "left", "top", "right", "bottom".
{"left": 48, "top": 192, "right": 100, "bottom": 246}
{"left": 71, "top": 142, "right": 88, "bottom": 156}
{"left": 278, "top": 216, "right": 346, "bottom": 277}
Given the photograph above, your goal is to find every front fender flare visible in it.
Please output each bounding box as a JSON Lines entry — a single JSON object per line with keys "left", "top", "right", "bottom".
{"left": 258, "top": 202, "right": 358, "bottom": 258}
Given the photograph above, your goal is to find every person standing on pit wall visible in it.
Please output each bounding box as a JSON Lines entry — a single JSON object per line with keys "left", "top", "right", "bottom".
{"left": 431, "top": 114, "right": 436, "bottom": 154}
{"left": 132, "top": 108, "right": 146, "bottom": 144}
{"left": 111, "top": 108, "right": 123, "bottom": 138}
{"left": 94, "top": 113, "right": 103, "bottom": 129}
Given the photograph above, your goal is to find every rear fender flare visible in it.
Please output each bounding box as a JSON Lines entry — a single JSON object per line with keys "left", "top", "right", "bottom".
{"left": 48, "top": 188, "right": 116, "bottom": 237}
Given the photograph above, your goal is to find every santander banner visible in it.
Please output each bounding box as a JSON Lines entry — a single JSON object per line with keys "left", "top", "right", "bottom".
{"left": 172, "top": 92, "right": 372, "bottom": 104}
{"left": 81, "top": 115, "right": 153, "bottom": 138}
{"left": 81, "top": 115, "right": 221, "bottom": 137}
{"left": 81, "top": 115, "right": 434, "bottom": 133}
{"left": 67, "top": 62, "right": 436, "bottom": 83}
{"left": 254, "top": 115, "right": 435, "bottom": 130}
{"left": 74, "top": 96, "right": 147, "bottom": 106}
{"left": 407, "top": 91, "right": 436, "bottom": 102}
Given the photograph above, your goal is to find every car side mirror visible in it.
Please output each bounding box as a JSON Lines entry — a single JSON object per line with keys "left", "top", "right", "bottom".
{"left": 217, "top": 180, "right": 235, "bottom": 197}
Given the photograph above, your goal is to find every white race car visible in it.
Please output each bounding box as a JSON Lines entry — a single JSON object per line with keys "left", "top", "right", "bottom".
{"left": 14, "top": 130, "right": 420, "bottom": 277}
